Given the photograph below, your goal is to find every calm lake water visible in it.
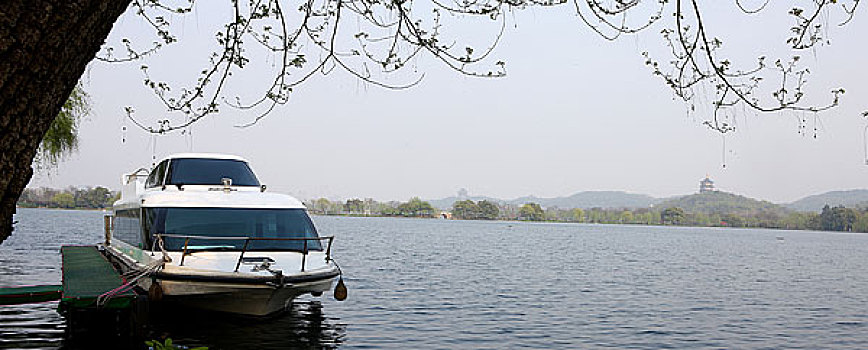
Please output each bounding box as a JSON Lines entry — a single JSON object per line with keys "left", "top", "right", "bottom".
{"left": 2, "top": 208, "right": 868, "bottom": 349}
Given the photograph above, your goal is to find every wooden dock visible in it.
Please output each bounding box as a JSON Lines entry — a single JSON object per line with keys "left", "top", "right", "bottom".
{"left": 0, "top": 285, "right": 61, "bottom": 305}
{"left": 0, "top": 245, "right": 147, "bottom": 341}
{"left": 0, "top": 245, "right": 137, "bottom": 309}
{"left": 60, "top": 245, "right": 136, "bottom": 309}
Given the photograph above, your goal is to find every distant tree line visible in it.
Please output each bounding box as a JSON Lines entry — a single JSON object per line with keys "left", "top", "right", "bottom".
{"left": 305, "top": 197, "right": 438, "bottom": 218}
{"left": 506, "top": 203, "right": 868, "bottom": 233}
{"left": 299, "top": 195, "right": 868, "bottom": 234}
{"left": 453, "top": 200, "right": 499, "bottom": 220}
{"left": 17, "top": 187, "right": 119, "bottom": 209}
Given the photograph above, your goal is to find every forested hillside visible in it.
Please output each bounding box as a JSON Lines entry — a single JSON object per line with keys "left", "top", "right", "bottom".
{"left": 787, "top": 190, "right": 868, "bottom": 212}
{"left": 655, "top": 192, "right": 789, "bottom": 216}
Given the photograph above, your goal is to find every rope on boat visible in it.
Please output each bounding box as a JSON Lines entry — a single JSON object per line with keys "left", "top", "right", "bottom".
{"left": 96, "top": 259, "right": 164, "bottom": 307}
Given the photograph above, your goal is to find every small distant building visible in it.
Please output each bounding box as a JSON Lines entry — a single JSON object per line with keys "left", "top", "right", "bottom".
{"left": 457, "top": 188, "right": 469, "bottom": 199}
{"left": 699, "top": 175, "right": 715, "bottom": 193}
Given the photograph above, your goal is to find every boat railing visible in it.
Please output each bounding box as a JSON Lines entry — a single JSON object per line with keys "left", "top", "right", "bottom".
{"left": 124, "top": 168, "right": 150, "bottom": 183}
{"left": 152, "top": 233, "right": 335, "bottom": 272}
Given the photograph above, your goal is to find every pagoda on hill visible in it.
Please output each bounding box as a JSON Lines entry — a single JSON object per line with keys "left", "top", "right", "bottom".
{"left": 699, "top": 175, "right": 715, "bottom": 193}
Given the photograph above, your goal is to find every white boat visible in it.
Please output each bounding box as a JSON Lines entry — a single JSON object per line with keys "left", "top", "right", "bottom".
{"left": 102, "top": 153, "right": 344, "bottom": 316}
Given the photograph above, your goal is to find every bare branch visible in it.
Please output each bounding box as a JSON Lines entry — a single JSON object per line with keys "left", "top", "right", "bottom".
{"left": 109, "top": 0, "right": 859, "bottom": 135}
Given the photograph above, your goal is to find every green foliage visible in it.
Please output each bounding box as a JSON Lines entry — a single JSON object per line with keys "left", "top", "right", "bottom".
{"left": 309, "top": 198, "right": 342, "bottom": 215}
{"left": 854, "top": 212, "right": 868, "bottom": 232}
{"left": 719, "top": 213, "right": 745, "bottom": 227}
{"left": 518, "top": 203, "right": 545, "bottom": 221}
{"left": 477, "top": 200, "right": 499, "bottom": 220}
{"left": 397, "top": 197, "right": 435, "bottom": 217}
{"left": 18, "top": 187, "right": 116, "bottom": 209}
{"left": 35, "top": 83, "right": 90, "bottom": 168}
{"left": 344, "top": 198, "right": 364, "bottom": 214}
{"left": 51, "top": 193, "right": 75, "bottom": 209}
{"left": 307, "top": 197, "right": 435, "bottom": 217}
{"left": 145, "top": 338, "right": 208, "bottom": 350}
{"left": 452, "top": 200, "right": 478, "bottom": 220}
{"left": 656, "top": 191, "right": 788, "bottom": 217}
{"left": 300, "top": 193, "right": 868, "bottom": 234}
{"left": 539, "top": 202, "right": 868, "bottom": 233}
{"left": 660, "top": 207, "right": 685, "bottom": 225}
{"left": 619, "top": 210, "right": 633, "bottom": 223}
{"left": 819, "top": 205, "right": 857, "bottom": 231}
{"left": 570, "top": 208, "right": 584, "bottom": 222}
{"left": 452, "top": 200, "right": 499, "bottom": 220}
{"left": 787, "top": 189, "right": 868, "bottom": 212}
{"left": 297, "top": 192, "right": 868, "bottom": 234}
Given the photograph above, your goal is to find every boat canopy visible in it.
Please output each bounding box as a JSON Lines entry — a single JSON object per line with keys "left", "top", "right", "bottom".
{"left": 146, "top": 156, "right": 260, "bottom": 188}
{"left": 168, "top": 158, "right": 259, "bottom": 186}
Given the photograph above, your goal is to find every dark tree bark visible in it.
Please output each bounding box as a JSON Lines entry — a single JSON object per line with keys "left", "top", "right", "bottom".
{"left": 0, "top": 1, "right": 131, "bottom": 243}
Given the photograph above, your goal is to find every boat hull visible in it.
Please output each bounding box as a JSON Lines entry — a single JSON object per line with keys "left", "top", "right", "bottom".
{"left": 146, "top": 278, "right": 334, "bottom": 316}
{"left": 104, "top": 244, "right": 338, "bottom": 316}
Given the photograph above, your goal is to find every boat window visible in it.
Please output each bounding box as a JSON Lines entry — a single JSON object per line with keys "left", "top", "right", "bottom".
{"left": 144, "top": 208, "right": 320, "bottom": 251}
{"left": 165, "top": 158, "right": 260, "bottom": 186}
{"left": 145, "top": 161, "right": 168, "bottom": 188}
{"left": 113, "top": 209, "right": 143, "bottom": 248}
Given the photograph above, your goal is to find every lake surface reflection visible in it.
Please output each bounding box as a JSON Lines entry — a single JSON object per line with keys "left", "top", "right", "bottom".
{"left": 2, "top": 208, "right": 868, "bottom": 349}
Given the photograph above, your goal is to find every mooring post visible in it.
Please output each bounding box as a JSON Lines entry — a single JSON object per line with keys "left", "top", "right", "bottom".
{"left": 103, "top": 214, "right": 113, "bottom": 245}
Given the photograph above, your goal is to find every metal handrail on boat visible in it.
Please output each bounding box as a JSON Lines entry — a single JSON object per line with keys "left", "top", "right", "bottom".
{"left": 153, "top": 233, "right": 335, "bottom": 273}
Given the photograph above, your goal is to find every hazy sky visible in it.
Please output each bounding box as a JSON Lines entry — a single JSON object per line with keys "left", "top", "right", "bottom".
{"left": 29, "top": 2, "right": 868, "bottom": 203}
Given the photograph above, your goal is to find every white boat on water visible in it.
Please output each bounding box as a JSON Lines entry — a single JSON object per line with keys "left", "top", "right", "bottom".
{"left": 102, "top": 153, "right": 344, "bottom": 316}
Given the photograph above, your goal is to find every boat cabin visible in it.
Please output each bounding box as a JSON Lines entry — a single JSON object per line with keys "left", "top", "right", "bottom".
{"left": 112, "top": 154, "right": 320, "bottom": 253}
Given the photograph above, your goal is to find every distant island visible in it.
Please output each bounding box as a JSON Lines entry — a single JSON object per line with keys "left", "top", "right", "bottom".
{"left": 16, "top": 178, "right": 868, "bottom": 233}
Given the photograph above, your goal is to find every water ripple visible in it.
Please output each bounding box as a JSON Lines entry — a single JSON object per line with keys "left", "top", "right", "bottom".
{"left": 3, "top": 210, "right": 868, "bottom": 348}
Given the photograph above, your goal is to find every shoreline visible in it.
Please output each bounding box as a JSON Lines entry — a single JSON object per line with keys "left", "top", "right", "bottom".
{"left": 16, "top": 206, "right": 108, "bottom": 212}
{"left": 307, "top": 213, "right": 834, "bottom": 234}
{"left": 16, "top": 207, "right": 853, "bottom": 234}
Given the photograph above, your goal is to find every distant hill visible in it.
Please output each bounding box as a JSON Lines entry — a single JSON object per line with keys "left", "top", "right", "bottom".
{"left": 786, "top": 189, "right": 868, "bottom": 212}
{"left": 429, "top": 191, "right": 661, "bottom": 210}
{"left": 430, "top": 188, "right": 868, "bottom": 212}
{"left": 509, "top": 191, "right": 660, "bottom": 209}
{"left": 655, "top": 191, "right": 789, "bottom": 216}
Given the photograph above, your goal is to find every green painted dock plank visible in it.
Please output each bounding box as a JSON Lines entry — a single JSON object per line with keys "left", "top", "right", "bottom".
{"left": 61, "top": 246, "right": 135, "bottom": 309}
{"left": 0, "top": 285, "right": 62, "bottom": 305}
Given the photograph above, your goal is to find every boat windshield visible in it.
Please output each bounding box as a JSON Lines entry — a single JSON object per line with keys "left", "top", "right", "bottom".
{"left": 144, "top": 207, "right": 321, "bottom": 251}
{"left": 166, "top": 158, "right": 260, "bottom": 186}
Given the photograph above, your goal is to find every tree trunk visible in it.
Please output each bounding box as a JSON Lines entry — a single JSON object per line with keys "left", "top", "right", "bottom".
{"left": 0, "top": 1, "right": 132, "bottom": 243}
